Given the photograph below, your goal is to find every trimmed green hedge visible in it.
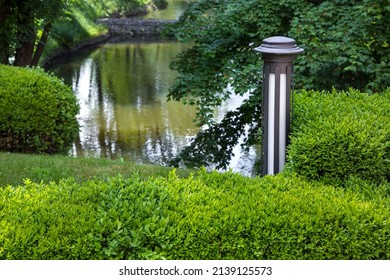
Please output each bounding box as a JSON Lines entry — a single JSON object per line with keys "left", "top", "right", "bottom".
{"left": 1, "top": 170, "right": 389, "bottom": 260}
{"left": 287, "top": 88, "right": 390, "bottom": 186}
{"left": 0, "top": 65, "right": 79, "bottom": 154}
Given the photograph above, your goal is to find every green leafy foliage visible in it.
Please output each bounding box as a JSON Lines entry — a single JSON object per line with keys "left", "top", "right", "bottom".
{"left": 0, "top": 0, "right": 167, "bottom": 65}
{"left": 0, "top": 0, "right": 68, "bottom": 66}
{"left": 0, "top": 174, "right": 173, "bottom": 260}
{"left": 1, "top": 170, "right": 389, "bottom": 259}
{"left": 290, "top": 0, "right": 390, "bottom": 92}
{"left": 0, "top": 65, "right": 79, "bottom": 154}
{"left": 286, "top": 88, "right": 390, "bottom": 186}
{"left": 50, "top": 5, "right": 107, "bottom": 49}
{"left": 167, "top": 0, "right": 390, "bottom": 169}
{"left": 166, "top": 171, "right": 390, "bottom": 259}
{"left": 114, "top": 0, "right": 156, "bottom": 16}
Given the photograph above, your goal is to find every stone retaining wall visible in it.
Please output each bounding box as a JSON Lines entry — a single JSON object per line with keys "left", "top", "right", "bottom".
{"left": 98, "top": 18, "right": 177, "bottom": 36}
{"left": 43, "top": 34, "right": 110, "bottom": 66}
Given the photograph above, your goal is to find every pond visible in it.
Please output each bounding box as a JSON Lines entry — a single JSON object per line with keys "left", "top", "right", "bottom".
{"left": 142, "top": 0, "right": 190, "bottom": 20}
{"left": 46, "top": 1, "right": 260, "bottom": 176}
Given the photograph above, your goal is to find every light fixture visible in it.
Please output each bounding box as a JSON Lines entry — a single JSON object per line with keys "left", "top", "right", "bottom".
{"left": 255, "top": 36, "right": 303, "bottom": 175}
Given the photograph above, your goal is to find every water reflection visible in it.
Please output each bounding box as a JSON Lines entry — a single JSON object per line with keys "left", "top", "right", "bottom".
{"left": 143, "top": 0, "right": 190, "bottom": 20}
{"left": 212, "top": 90, "right": 261, "bottom": 176}
{"left": 48, "top": 38, "right": 198, "bottom": 165}
{"left": 47, "top": 35, "right": 260, "bottom": 176}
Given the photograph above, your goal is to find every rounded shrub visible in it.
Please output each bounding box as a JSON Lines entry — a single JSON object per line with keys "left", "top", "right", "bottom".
{"left": 286, "top": 88, "right": 390, "bottom": 186}
{"left": 0, "top": 65, "right": 79, "bottom": 154}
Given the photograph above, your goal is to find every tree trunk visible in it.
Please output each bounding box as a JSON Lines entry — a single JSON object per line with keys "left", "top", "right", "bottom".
{"left": 31, "top": 22, "right": 52, "bottom": 66}
{"left": 14, "top": 17, "right": 36, "bottom": 67}
{"left": 14, "top": 41, "right": 35, "bottom": 66}
{"left": 0, "top": 0, "right": 11, "bottom": 64}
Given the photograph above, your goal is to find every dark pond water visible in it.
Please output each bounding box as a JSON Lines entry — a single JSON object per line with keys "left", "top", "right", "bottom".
{"left": 46, "top": 0, "right": 260, "bottom": 176}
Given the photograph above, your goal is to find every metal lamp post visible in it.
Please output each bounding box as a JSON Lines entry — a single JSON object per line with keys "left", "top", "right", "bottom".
{"left": 255, "top": 36, "right": 303, "bottom": 175}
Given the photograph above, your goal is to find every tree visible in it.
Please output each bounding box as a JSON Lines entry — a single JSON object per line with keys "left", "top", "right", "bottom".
{"left": 291, "top": 0, "right": 390, "bottom": 92}
{"left": 0, "top": 0, "right": 68, "bottom": 66}
{"left": 0, "top": 0, "right": 168, "bottom": 66}
{"left": 167, "top": 0, "right": 390, "bottom": 170}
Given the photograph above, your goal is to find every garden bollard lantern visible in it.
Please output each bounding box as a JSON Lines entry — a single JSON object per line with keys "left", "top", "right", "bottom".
{"left": 255, "top": 36, "right": 303, "bottom": 175}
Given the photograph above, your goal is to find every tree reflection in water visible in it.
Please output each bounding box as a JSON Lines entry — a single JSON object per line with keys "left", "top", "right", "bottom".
{"left": 47, "top": 38, "right": 260, "bottom": 176}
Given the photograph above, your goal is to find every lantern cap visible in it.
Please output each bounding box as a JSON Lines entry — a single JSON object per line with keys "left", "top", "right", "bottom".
{"left": 254, "top": 36, "right": 304, "bottom": 55}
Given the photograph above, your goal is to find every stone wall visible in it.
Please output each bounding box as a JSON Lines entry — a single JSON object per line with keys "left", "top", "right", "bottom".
{"left": 43, "top": 34, "right": 110, "bottom": 66}
{"left": 98, "top": 18, "right": 177, "bottom": 36}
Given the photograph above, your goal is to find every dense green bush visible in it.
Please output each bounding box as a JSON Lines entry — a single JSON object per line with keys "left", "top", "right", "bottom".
{"left": 166, "top": 171, "right": 389, "bottom": 260}
{"left": 1, "top": 170, "right": 389, "bottom": 259}
{"left": 286, "top": 88, "right": 390, "bottom": 186}
{"left": 0, "top": 65, "right": 79, "bottom": 154}
{"left": 0, "top": 175, "right": 171, "bottom": 260}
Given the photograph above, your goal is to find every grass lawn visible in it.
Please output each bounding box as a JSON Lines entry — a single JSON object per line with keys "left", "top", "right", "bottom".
{"left": 0, "top": 152, "right": 192, "bottom": 186}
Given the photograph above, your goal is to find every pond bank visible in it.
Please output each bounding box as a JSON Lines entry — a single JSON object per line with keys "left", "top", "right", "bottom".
{"left": 43, "top": 34, "right": 110, "bottom": 67}
{"left": 43, "top": 18, "right": 175, "bottom": 67}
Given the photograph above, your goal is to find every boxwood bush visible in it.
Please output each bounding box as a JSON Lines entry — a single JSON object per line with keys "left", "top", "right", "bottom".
{"left": 0, "top": 65, "right": 79, "bottom": 154}
{"left": 286, "top": 88, "right": 390, "bottom": 186}
{"left": 1, "top": 170, "right": 389, "bottom": 260}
